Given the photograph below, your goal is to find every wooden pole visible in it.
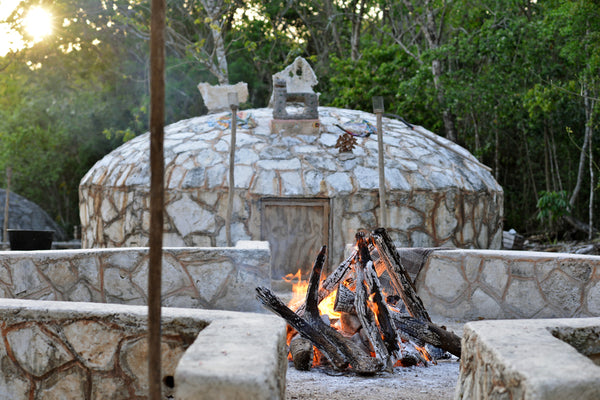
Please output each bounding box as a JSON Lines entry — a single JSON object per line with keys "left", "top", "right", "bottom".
{"left": 373, "top": 97, "right": 387, "bottom": 228}
{"left": 226, "top": 93, "right": 238, "bottom": 247}
{"left": 3, "top": 166, "right": 11, "bottom": 246}
{"left": 148, "top": 0, "right": 165, "bottom": 398}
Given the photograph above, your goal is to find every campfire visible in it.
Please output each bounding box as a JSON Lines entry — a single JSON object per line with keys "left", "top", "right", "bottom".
{"left": 256, "top": 228, "right": 461, "bottom": 375}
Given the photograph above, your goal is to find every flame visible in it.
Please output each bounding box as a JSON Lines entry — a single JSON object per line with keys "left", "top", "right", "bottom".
{"left": 284, "top": 270, "right": 309, "bottom": 311}
{"left": 284, "top": 269, "right": 340, "bottom": 319}
{"left": 318, "top": 289, "right": 341, "bottom": 320}
{"left": 415, "top": 345, "right": 432, "bottom": 362}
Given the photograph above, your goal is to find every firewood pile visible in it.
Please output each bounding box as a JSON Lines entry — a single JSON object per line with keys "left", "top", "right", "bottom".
{"left": 256, "top": 228, "right": 461, "bottom": 375}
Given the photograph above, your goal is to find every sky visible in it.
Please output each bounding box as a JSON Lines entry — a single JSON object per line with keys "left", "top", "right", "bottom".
{"left": 0, "top": 0, "right": 53, "bottom": 56}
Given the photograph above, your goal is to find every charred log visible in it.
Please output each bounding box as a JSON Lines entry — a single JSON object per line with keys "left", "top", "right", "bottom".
{"left": 390, "top": 314, "right": 461, "bottom": 358}
{"left": 256, "top": 246, "right": 382, "bottom": 374}
{"left": 290, "top": 335, "right": 314, "bottom": 371}
{"left": 334, "top": 284, "right": 356, "bottom": 314}
{"left": 339, "top": 312, "right": 361, "bottom": 335}
{"left": 371, "top": 228, "right": 432, "bottom": 323}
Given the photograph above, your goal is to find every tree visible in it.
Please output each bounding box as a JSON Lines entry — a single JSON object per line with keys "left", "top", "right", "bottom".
{"left": 381, "top": 0, "right": 457, "bottom": 141}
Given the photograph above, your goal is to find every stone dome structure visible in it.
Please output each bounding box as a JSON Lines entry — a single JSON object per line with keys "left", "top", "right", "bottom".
{"left": 0, "top": 189, "right": 67, "bottom": 241}
{"left": 79, "top": 106, "right": 503, "bottom": 279}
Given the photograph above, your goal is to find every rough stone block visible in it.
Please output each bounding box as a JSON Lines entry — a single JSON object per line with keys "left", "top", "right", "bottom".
{"left": 197, "top": 82, "right": 249, "bottom": 114}
{"left": 456, "top": 318, "right": 600, "bottom": 400}
{"left": 175, "top": 313, "right": 287, "bottom": 400}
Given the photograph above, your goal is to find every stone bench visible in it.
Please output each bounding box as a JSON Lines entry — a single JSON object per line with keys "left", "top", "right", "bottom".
{"left": 456, "top": 317, "right": 600, "bottom": 400}
{"left": 0, "top": 298, "right": 286, "bottom": 399}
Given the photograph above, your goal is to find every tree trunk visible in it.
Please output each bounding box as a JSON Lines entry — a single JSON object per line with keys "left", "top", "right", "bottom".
{"left": 587, "top": 91, "right": 595, "bottom": 239}
{"left": 200, "top": 0, "right": 229, "bottom": 84}
{"left": 569, "top": 85, "right": 592, "bottom": 208}
{"left": 550, "top": 128, "right": 563, "bottom": 192}
{"left": 522, "top": 130, "right": 539, "bottom": 203}
{"left": 544, "top": 123, "right": 551, "bottom": 192}
{"left": 350, "top": 0, "right": 367, "bottom": 61}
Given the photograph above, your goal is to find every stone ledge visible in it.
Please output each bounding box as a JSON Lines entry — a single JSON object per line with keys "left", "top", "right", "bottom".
{"left": 0, "top": 299, "right": 287, "bottom": 400}
{"left": 175, "top": 311, "right": 287, "bottom": 400}
{"left": 0, "top": 244, "right": 271, "bottom": 312}
{"left": 455, "top": 317, "right": 600, "bottom": 400}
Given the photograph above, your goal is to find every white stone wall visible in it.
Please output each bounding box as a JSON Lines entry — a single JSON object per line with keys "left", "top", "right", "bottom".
{"left": 416, "top": 249, "right": 600, "bottom": 319}
{"left": 456, "top": 318, "right": 600, "bottom": 400}
{"left": 0, "top": 242, "right": 270, "bottom": 313}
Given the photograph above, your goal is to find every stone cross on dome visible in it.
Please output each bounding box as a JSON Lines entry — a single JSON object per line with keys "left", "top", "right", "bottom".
{"left": 270, "top": 57, "right": 321, "bottom": 135}
{"left": 269, "top": 56, "right": 319, "bottom": 104}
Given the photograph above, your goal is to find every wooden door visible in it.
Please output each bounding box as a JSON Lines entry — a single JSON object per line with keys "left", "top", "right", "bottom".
{"left": 261, "top": 198, "right": 330, "bottom": 280}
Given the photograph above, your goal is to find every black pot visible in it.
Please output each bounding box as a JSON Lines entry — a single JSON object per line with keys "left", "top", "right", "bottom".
{"left": 8, "top": 229, "right": 54, "bottom": 250}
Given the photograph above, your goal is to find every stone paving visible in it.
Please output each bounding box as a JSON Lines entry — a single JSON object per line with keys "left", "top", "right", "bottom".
{"left": 80, "top": 106, "right": 503, "bottom": 266}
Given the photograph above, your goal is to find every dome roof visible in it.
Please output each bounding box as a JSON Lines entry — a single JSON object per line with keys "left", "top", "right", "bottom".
{"left": 81, "top": 107, "right": 501, "bottom": 195}
{"left": 0, "top": 189, "right": 67, "bottom": 241}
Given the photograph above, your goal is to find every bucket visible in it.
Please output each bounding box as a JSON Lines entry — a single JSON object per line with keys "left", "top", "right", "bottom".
{"left": 8, "top": 229, "right": 54, "bottom": 250}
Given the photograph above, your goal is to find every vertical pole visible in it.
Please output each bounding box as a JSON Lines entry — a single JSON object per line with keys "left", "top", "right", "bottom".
{"left": 3, "top": 166, "right": 11, "bottom": 246}
{"left": 226, "top": 93, "right": 238, "bottom": 247}
{"left": 373, "top": 97, "right": 387, "bottom": 228}
{"left": 149, "top": 0, "right": 165, "bottom": 398}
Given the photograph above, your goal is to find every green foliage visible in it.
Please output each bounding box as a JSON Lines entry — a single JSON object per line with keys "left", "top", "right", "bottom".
{"left": 536, "top": 191, "right": 570, "bottom": 223}
{"left": 1, "top": 0, "right": 600, "bottom": 238}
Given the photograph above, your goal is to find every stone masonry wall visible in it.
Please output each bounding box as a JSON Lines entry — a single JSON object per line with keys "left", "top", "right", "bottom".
{"left": 416, "top": 249, "right": 600, "bottom": 319}
{"left": 456, "top": 318, "right": 600, "bottom": 400}
{"left": 0, "top": 299, "right": 205, "bottom": 399}
{"left": 0, "top": 299, "right": 287, "bottom": 400}
{"left": 80, "top": 186, "right": 502, "bottom": 268}
{"left": 80, "top": 107, "right": 503, "bottom": 268}
{"left": 0, "top": 241, "right": 270, "bottom": 313}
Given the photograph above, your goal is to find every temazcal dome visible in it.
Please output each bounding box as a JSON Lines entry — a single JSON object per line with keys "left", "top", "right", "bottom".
{"left": 79, "top": 60, "right": 503, "bottom": 279}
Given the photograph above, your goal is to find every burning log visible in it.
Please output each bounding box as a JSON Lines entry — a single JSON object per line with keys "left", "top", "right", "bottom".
{"left": 390, "top": 314, "right": 462, "bottom": 358}
{"left": 334, "top": 284, "right": 356, "bottom": 314}
{"left": 354, "top": 232, "right": 400, "bottom": 371}
{"left": 371, "top": 228, "right": 431, "bottom": 323}
{"left": 339, "top": 312, "right": 361, "bottom": 335}
{"left": 256, "top": 246, "right": 382, "bottom": 375}
{"left": 256, "top": 228, "right": 461, "bottom": 374}
{"left": 333, "top": 282, "right": 461, "bottom": 358}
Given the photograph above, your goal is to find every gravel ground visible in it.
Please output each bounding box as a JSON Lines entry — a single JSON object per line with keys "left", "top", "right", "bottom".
{"left": 285, "top": 317, "right": 464, "bottom": 400}
{"left": 285, "top": 359, "right": 460, "bottom": 400}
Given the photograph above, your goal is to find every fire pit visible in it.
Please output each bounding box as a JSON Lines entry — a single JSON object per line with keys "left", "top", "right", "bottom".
{"left": 257, "top": 228, "right": 461, "bottom": 375}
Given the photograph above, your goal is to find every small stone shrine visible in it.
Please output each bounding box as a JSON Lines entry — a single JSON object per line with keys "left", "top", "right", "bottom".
{"left": 79, "top": 58, "right": 503, "bottom": 280}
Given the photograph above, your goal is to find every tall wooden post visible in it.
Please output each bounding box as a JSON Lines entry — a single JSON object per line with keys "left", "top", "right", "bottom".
{"left": 373, "top": 96, "right": 387, "bottom": 228}
{"left": 148, "top": 0, "right": 166, "bottom": 398}
{"left": 3, "top": 166, "right": 11, "bottom": 246}
{"left": 226, "top": 92, "right": 239, "bottom": 247}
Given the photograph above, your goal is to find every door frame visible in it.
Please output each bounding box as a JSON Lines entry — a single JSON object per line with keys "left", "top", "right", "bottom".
{"left": 260, "top": 197, "right": 332, "bottom": 279}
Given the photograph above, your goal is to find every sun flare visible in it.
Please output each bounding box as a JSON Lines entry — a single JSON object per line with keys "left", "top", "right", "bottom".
{"left": 23, "top": 7, "right": 52, "bottom": 41}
